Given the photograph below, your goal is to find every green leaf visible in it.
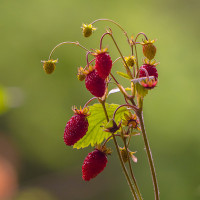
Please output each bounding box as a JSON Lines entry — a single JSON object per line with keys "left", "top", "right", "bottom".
{"left": 73, "top": 103, "right": 129, "bottom": 149}
{"left": 117, "top": 71, "right": 131, "bottom": 79}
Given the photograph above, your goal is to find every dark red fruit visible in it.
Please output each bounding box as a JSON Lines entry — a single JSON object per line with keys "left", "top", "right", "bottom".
{"left": 139, "top": 64, "right": 158, "bottom": 80}
{"left": 139, "top": 64, "right": 158, "bottom": 89}
{"left": 95, "top": 52, "right": 112, "bottom": 79}
{"left": 82, "top": 149, "right": 107, "bottom": 181}
{"left": 64, "top": 113, "right": 89, "bottom": 146}
{"left": 85, "top": 70, "right": 106, "bottom": 97}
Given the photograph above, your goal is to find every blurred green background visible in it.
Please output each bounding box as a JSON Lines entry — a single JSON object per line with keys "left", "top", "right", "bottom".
{"left": 0, "top": 0, "right": 200, "bottom": 199}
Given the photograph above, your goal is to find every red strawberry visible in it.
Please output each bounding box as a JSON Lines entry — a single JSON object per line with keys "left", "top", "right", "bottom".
{"left": 82, "top": 149, "right": 108, "bottom": 181}
{"left": 85, "top": 69, "right": 106, "bottom": 97}
{"left": 64, "top": 107, "right": 89, "bottom": 146}
{"left": 94, "top": 49, "right": 112, "bottom": 79}
{"left": 139, "top": 64, "right": 158, "bottom": 89}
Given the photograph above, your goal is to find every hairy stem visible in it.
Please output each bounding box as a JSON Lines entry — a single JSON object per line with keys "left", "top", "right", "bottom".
{"left": 136, "top": 110, "right": 160, "bottom": 200}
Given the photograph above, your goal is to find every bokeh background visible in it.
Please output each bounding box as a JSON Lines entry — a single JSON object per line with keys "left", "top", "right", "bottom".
{"left": 0, "top": 0, "right": 200, "bottom": 199}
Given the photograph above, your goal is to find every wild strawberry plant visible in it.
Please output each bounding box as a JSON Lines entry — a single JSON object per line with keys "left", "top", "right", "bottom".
{"left": 42, "top": 19, "right": 160, "bottom": 200}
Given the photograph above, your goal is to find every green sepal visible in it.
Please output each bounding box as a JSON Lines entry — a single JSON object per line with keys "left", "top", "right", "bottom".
{"left": 117, "top": 71, "right": 132, "bottom": 79}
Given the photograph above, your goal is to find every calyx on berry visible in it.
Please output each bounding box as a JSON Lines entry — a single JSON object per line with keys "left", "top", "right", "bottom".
{"left": 81, "top": 24, "right": 96, "bottom": 37}
{"left": 41, "top": 59, "right": 58, "bottom": 74}
{"left": 141, "top": 39, "right": 156, "bottom": 60}
{"left": 63, "top": 106, "right": 89, "bottom": 146}
{"left": 104, "top": 119, "right": 121, "bottom": 133}
{"left": 92, "top": 48, "right": 112, "bottom": 79}
{"left": 122, "top": 112, "right": 140, "bottom": 130}
{"left": 77, "top": 67, "right": 86, "bottom": 81}
{"left": 139, "top": 63, "right": 158, "bottom": 89}
{"left": 119, "top": 147, "right": 137, "bottom": 163}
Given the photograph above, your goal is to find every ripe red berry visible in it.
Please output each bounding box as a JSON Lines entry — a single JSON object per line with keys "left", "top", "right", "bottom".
{"left": 94, "top": 49, "right": 112, "bottom": 79}
{"left": 139, "top": 64, "right": 158, "bottom": 89}
{"left": 82, "top": 149, "right": 107, "bottom": 181}
{"left": 64, "top": 107, "right": 89, "bottom": 146}
{"left": 85, "top": 69, "right": 106, "bottom": 97}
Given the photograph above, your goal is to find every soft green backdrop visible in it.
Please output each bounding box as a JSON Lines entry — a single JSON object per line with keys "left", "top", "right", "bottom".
{"left": 0, "top": 0, "right": 200, "bottom": 199}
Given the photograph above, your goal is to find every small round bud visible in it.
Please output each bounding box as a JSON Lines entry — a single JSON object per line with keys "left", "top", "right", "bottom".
{"left": 77, "top": 67, "right": 86, "bottom": 81}
{"left": 41, "top": 59, "right": 58, "bottom": 74}
{"left": 120, "top": 148, "right": 128, "bottom": 163}
{"left": 81, "top": 24, "right": 96, "bottom": 37}
{"left": 125, "top": 56, "right": 135, "bottom": 67}
{"left": 141, "top": 40, "right": 156, "bottom": 60}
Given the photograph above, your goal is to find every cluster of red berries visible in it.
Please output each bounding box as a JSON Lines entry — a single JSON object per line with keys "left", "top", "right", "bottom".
{"left": 77, "top": 48, "right": 112, "bottom": 98}
{"left": 42, "top": 21, "right": 160, "bottom": 185}
{"left": 63, "top": 106, "right": 109, "bottom": 181}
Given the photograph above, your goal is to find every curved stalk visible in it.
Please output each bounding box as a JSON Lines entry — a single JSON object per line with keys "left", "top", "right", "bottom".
{"left": 91, "top": 18, "right": 130, "bottom": 43}
{"left": 49, "top": 41, "right": 90, "bottom": 60}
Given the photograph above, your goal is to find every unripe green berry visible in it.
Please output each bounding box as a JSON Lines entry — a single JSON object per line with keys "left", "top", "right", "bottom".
{"left": 41, "top": 59, "right": 58, "bottom": 74}
{"left": 125, "top": 56, "right": 135, "bottom": 67}
{"left": 142, "top": 40, "right": 156, "bottom": 60}
{"left": 81, "top": 24, "right": 96, "bottom": 37}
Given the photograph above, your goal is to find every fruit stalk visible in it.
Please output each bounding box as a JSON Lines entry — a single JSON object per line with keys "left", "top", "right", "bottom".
{"left": 100, "top": 101, "right": 138, "bottom": 200}
{"left": 121, "top": 129, "right": 143, "bottom": 200}
{"left": 136, "top": 110, "right": 160, "bottom": 200}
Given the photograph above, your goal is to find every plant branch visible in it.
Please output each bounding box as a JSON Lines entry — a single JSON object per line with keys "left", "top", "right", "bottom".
{"left": 49, "top": 41, "right": 90, "bottom": 60}
{"left": 136, "top": 110, "right": 160, "bottom": 200}
{"left": 121, "top": 129, "right": 143, "bottom": 200}
{"left": 99, "top": 101, "right": 138, "bottom": 200}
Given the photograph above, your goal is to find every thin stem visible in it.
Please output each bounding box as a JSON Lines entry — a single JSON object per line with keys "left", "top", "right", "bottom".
{"left": 136, "top": 111, "right": 160, "bottom": 200}
{"left": 86, "top": 51, "right": 92, "bottom": 68}
{"left": 135, "top": 32, "right": 148, "bottom": 42}
{"left": 83, "top": 97, "right": 98, "bottom": 109}
{"left": 113, "top": 57, "right": 121, "bottom": 65}
{"left": 91, "top": 18, "right": 130, "bottom": 43}
{"left": 102, "top": 134, "right": 129, "bottom": 146}
{"left": 121, "top": 129, "right": 143, "bottom": 200}
{"left": 107, "top": 31, "right": 133, "bottom": 79}
{"left": 100, "top": 100, "right": 109, "bottom": 122}
{"left": 100, "top": 32, "right": 110, "bottom": 49}
{"left": 134, "top": 44, "right": 139, "bottom": 72}
{"left": 112, "top": 134, "right": 139, "bottom": 200}
{"left": 49, "top": 41, "right": 90, "bottom": 60}
{"left": 83, "top": 58, "right": 95, "bottom": 70}
{"left": 110, "top": 72, "right": 119, "bottom": 84}
{"left": 99, "top": 101, "right": 138, "bottom": 200}
{"left": 113, "top": 104, "right": 139, "bottom": 120}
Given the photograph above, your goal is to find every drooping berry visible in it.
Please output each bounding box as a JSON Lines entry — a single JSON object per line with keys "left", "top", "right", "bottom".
{"left": 64, "top": 107, "right": 89, "bottom": 146}
{"left": 141, "top": 39, "right": 156, "bottom": 60}
{"left": 93, "top": 49, "right": 112, "bottom": 79}
{"left": 41, "top": 59, "right": 58, "bottom": 74}
{"left": 139, "top": 64, "right": 158, "bottom": 89}
{"left": 85, "top": 68, "right": 106, "bottom": 97}
{"left": 82, "top": 149, "right": 108, "bottom": 181}
{"left": 81, "top": 24, "right": 96, "bottom": 37}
